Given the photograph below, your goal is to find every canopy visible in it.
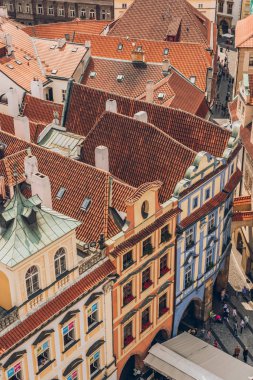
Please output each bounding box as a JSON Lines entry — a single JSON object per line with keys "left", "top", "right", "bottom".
{"left": 222, "top": 33, "right": 234, "bottom": 38}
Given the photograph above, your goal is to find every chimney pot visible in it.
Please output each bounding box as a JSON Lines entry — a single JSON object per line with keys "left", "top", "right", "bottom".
{"left": 7, "top": 87, "right": 19, "bottom": 117}
{"left": 30, "top": 79, "right": 43, "bottom": 99}
{"left": 85, "top": 40, "right": 91, "bottom": 48}
{"left": 146, "top": 80, "right": 154, "bottom": 103}
{"left": 95, "top": 146, "right": 109, "bottom": 172}
{"left": 162, "top": 59, "right": 171, "bottom": 75}
{"left": 134, "top": 111, "right": 148, "bottom": 124}
{"left": 31, "top": 172, "right": 52, "bottom": 208}
{"left": 24, "top": 153, "right": 38, "bottom": 184}
{"left": 14, "top": 116, "right": 30, "bottom": 142}
{"left": 106, "top": 99, "right": 117, "bottom": 113}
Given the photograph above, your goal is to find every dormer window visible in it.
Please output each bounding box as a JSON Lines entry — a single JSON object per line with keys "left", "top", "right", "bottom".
{"left": 163, "top": 48, "right": 169, "bottom": 55}
{"left": 158, "top": 92, "right": 165, "bottom": 100}
{"left": 89, "top": 71, "right": 96, "bottom": 78}
{"left": 81, "top": 197, "right": 91, "bottom": 211}
{"left": 141, "top": 201, "right": 149, "bottom": 219}
{"left": 56, "top": 186, "right": 66, "bottom": 199}
{"left": 117, "top": 74, "right": 124, "bottom": 82}
{"left": 51, "top": 69, "right": 58, "bottom": 75}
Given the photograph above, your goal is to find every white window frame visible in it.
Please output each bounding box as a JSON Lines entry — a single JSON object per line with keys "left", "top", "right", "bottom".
{"left": 62, "top": 321, "right": 75, "bottom": 350}
{"left": 36, "top": 340, "right": 50, "bottom": 370}
{"left": 87, "top": 302, "right": 99, "bottom": 329}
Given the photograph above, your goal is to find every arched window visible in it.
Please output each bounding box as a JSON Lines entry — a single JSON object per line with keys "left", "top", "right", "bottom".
{"left": 54, "top": 248, "right": 67, "bottom": 278}
{"left": 25, "top": 266, "right": 40, "bottom": 297}
{"left": 80, "top": 8, "right": 86, "bottom": 18}
{"left": 101, "top": 9, "right": 106, "bottom": 19}
{"left": 89, "top": 8, "right": 95, "bottom": 19}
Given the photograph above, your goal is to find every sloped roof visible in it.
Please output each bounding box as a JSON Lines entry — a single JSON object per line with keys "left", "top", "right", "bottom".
{"left": 0, "top": 186, "right": 80, "bottom": 267}
{"left": 235, "top": 14, "right": 253, "bottom": 48}
{"left": 23, "top": 20, "right": 109, "bottom": 39}
{"left": 65, "top": 83, "right": 230, "bottom": 157}
{"left": 82, "top": 112, "right": 197, "bottom": 202}
{"left": 22, "top": 94, "right": 63, "bottom": 125}
{"left": 109, "top": 0, "right": 211, "bottom": 46}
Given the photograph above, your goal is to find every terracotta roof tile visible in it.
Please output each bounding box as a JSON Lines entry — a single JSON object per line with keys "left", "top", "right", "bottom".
{"left": 82, "top": 112, "right": 197, "bottom": 202}
{"left": 228, "top": 97, "right": 239, "bottom": 123}
{"left": 0, "top": 260, "right": 115, "bottom": 355}
{"left": 109, "top": 0, "right": 212, "bottom": 47}
{"left": 235, "top": 14, "right": 253, "bottom": 48}
{"left": 23, "top": 20, "right": 109, "bottom": 39}
{"left": 65, "top": 83, "right": 230, "bottom": 157}
{"left": 180, "top": 169, "right": 242, "bottom": 229}
{"left": 240, "top": 124, "right": 253, "bottom": 160}
{"left": 23, "top": 94, "right": 63, "bottom": 125}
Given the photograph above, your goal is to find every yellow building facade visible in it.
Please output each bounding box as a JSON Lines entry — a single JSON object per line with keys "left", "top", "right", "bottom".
{"left": 241, "top": 0, "right": 251, "bottom": 19}
{"left": 187, "top": 0, "right": 217, "bottom": 22}
{"left": 114, "top": 0, "right": 133, "bottom": 19}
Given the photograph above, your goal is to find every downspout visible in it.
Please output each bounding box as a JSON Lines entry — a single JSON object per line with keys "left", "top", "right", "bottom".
{"left": 61, "top": 78, "right": 74, "bottom": 128}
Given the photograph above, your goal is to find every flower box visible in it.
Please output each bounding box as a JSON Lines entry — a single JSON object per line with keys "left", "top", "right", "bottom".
{"left": 142, "top": 321, "right": 151, "bottom": 331}
{"left": 160, "top": 267, "right": 170, "bottom": 276}
{"left": 161, "top": 231, "right": 172, "bottom": 243}
{"left": 142, "top": 279, "right": 153, "bottom": 290}
{"left": 159, "top": 307, "right": 169, "bottom": 317}
{"left": 123, "top": 294, "right": 134, "bottom": 305}
{"left": 124, "top": 335, "right": 134, "bottom": 347}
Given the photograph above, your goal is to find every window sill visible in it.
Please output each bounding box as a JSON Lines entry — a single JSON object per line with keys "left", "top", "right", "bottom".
{"left": 141, "top": 322, "right": 153, "bottom": 333}
{"left": 36, "top": 359, "right": 55, "bottom": 375}
{"left": 62, "top": 339, "right": 80, "bottom": 354}
{"left": 122, "top": 261, "right": 136, "bottom": 272}
{"left": 87, "top": 320, "right": 102, "bottom": 334}
{"left": 142, "top": 282, "right": 153, "bottom": 292}
{"left": 27, "top": 288, "right": 43, "bottom": 301}
{"left": 122, "top": 296, "right": 136, "bottom": 308}
{"left": 55, "top": 270, "right": 70, "bottom": 282}
{"left": 91, "top": 368, "right": 104, "bottom": 379}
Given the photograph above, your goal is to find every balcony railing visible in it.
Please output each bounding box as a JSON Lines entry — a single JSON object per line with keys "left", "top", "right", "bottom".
{"left": 79, "top": 250, "right": 105, "bottom": 275}
{"left": 0, "top": 308, "right": 19, "bottom": 332}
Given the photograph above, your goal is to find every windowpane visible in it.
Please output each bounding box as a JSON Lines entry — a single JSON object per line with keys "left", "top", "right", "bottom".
{"left": 185, "top": 266, "right": 192, "bottom": 288}
{"left": 54, "top": 248, "right": 66, "bottom": 278}
{"left": 123, "top": 250, "right": 133, "bottom": 270}
{"left": 87, "top": 303, "right": 98, "bottom": 328}
{"left": 186, "top": 228, "right": 194, "bottom": 248}
{"left": 142, "top": 307, "right": 150, "bottom": 330}
{"left": 37, "top": 341, "right": 50, "bottom": 370}
{"left": 123, "top": 281, "right": 134, "bottom": 305}
{"left": 160, "top": 254, "right": 168, "bottom": 277}
{"left": 124, "top": 321, "right": 133, "bottom": 346}
{"left": 142, "top": 267, "right": 152, "bottom": 291}
{"left": 161, "top": 224, "right": 171, "bottom": 243}
{"left": 90, "top": 351, "right": 100, "bottom": 375}
{"left": 142, "top": 237, "right": 153, "bottom": 256}
{"left": 159, "top": 293, "right": 168, "bottom": 317}
{"left": 25, "top": 266, "right": 40, "bottom": 297}
{"left": 63, "top": 322, "right": 75, "bottom": 350}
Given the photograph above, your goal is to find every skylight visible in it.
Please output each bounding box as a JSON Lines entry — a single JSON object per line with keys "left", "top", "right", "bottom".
{"left": 118, "top": 42, "right": 123, "bottom": 51}
{"left": 24, "top": 55, "right": 31, "bottom": 61}
{"left": 158, "top": 92, "right": 165, "bottom": 100}
{"left": 189, "top": 76, "right": 196, "bottom": 84}
{"left": 51, "top": 69, "right": 58, "bottom": 75}
{"left": 50, "top": 45, "right": 57, "bottom": 50}
{"left": 163, "top": 48, "right": 169, "bottom": 55}
{"left": 81, "top": 197, "right": 91, "bottom": 212}
{"left": 15, "top": 60, "right": 22, "bottom": 65}
{"left": 136, "top": 46, "right": 142, "bottom": 52}
{"left": 56, "top": 187, "right": 66, "bottom": 200}
{"left": 117, "top": 74, "right": 124, "bottom": 82}
{"left": 7, "top": 64, "right": 14, "bottom": 69}
{"left": 89, "top": 71, "right": 96, "bottom": 78}
{"left": 72, "top": 47, "right": 78, "bottom": 52}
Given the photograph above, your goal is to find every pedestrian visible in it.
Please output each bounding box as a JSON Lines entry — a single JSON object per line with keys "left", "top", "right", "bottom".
{"left": 223, "top": 308, "right": 229, "bottom": 322}
{"left": 240, "top": 319, "right": 245, "bottom": 334}
{"left": 214, "top": 340, "right": 218, "bottom": 348}
{"left": 221, "top": 289, "right": 226, "bottom": 302}
{"left": 206, "top": 330, "right": 211, "bottom": 342}
{"left": 233, "top": 321, "right": 238, "bottom": 337}
{"left": 232, "top": 307, "right": 237, "bottom": 320}
{"left": 244, "top": 315, "right": 249, "bottom": 327}
{"left": 233, "top": 345, "right": 240, "bottom": 359}
{"left": 243, "top": 347, "right": 249, "bottom": 363}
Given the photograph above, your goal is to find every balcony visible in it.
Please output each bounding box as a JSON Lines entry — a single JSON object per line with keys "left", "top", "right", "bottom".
{"left": 79, "top": 250, "right": 105, "bottom": 275}
{"left": 0, "top": 307, "right": 19, "bottom": 332}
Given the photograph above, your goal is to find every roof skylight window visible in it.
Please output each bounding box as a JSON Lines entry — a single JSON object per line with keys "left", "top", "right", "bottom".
{"left": 189, "top": 76, "right": 196, "bottom": 84}
{"left": 136, "top": 46, "right": 142, "bottom": 52}
{"left": 158, "top": 92, "right": 165, "bottom": 100}
{"left": 72, "top": 47, "right": 78, "bottom": 52}
{"left": 163, "top": 48, "right": 169, "bottom": 55}
{"left": 81, "top": 197, "right": 91, "bottom": 212}
{"left": 50, "top": 45, "right": 57, "bottom": 50}
{"left": 24, "top": 55, "right": 31, "bottom": 61}
{"left": 7, "top": 64, "right": 14, "bottom": 69}
{"left": 118, "top": 42, "right": 123, "bottom": 51}
{"left": 117, "top": 74, "right": 124, "bottom": 82}
{"left": 51, "top": 69, "right": 58, "bottom": 75}
{"left": 89, "top": 71, "right": 96, "bottom": 78}
{"left": 56, "top": 187, "right": 66, "bottom": 200}
{"left": 15, "top": 60, "right": 22, "bottom": 65}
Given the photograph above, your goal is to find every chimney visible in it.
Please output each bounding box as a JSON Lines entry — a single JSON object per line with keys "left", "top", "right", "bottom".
{"left": 95, "top": 146, "right": 109, "bottom": 172}
{"left": 85, "top": 40, "right": 91, "bottom": 49}
{"left": 4, "top": 33, "right": 13, "bottom": 56}
{"left": 131, "top": 47, "right": 145, "bottom": 64}
{"left": 57, "top": 38, "right": 66, "bottom": 48}
{"left": 14, "top": 116, "right": 30, "bottom": 142}
{"left": 134, "top": 111, "right": 148, "bottom": 123}
{"left": 106, "top": 99, "right": 117, "bottom": 113}
{"left": 0, "top": 6, "right": 8, "bottom": 18}
{"left": 30, "top": 78, "right": 43, "bottom": 99}
{"left": 146, "top": 80, "right": 154, "bottom": 103}
{"left": 31, "top": 172, "right": 52, "bottom": 209}
{"left": 7, "top": 87, "right": 19, "bottom": 117}
{"left": 162, "top": 59, "right": 171, "bottom": 76}
{"left": 205, "top": 67, "right": 213, "bottom": 103}
{"left": 24, "top": 149, "right": 38, "bottom": 184}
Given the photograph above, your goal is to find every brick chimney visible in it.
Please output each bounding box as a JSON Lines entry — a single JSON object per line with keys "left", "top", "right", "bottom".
{"left": 95, "top": 146, "right": 109, "bottom": 172}
{"left": 14, "top": 116, "right": 30, "bottom": 142}
{"left": 24, "top": 148, "right": 38, "bottom": 184}
{"left": 7, "top": 87, "right": 19, "bottom": 117}
{"left": 162, "top": 59, "right": 171, "bottom": 76}
{"left": 131, "top": 46, "right": 145, "bottom": 64}
{"left": 146, "top": 80, "right": 154, "bottom": 103}
{"left": 31, "top": 78, "right": 43, "bottom": 99}
{"left": 31, "top": 172, "right": 52, "bottom": 208}
{"left": 106, "top": 99, "right": 117, "bottom": 113}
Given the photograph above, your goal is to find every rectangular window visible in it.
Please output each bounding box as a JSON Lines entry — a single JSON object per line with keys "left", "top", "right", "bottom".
{"left": 26, "top": 4, "right": 30, "bottom": 13}
{"left": 142, "top": 267, "right": 152, "bottom": 291}
{"left": 62, "top": 321, "right": 75, "bottom": 350}
{"left": 249, "top": 57, "right": 253, "bottom": 67}
{"left": 69, "top": 6, "right": 75, "bottom": 17}
{"left": 9, "top": 3, "right": 14, "bottom": 11}
{"left": 142, "top": 236, "right": 153, "bottom": 256}
{"left": 160, "top": 254, "right": 169, "bottom": 277}
{"left": 37, "top": 4, "right": 43, "bottom": 14}
{"left": 218, "top": 1, "right": 224, "bottom": 12}
{"left": 208, "top": 212, "right": 215, "bottom": 233}
{"left": 7, "top": 362, "right": 23, "bottom": 380}
{"left": 185, "top": 227, "right": 194, "bottom": 249}
{"left": 37, "top": 341, "right": 50, "bottom": 371}
{"left": 230, "top": 163, "right": 234, "bottom": 175}
{"left": 141, "top": 307, "right": 151, "bottom": 331}
{"left": 124, "top": 321, "right": 133, "bottom": 347}
{"left": 185, "top": 265, "right": 192, "bottom": 288}
{"left": 87, "top": 303, "right": 98, "bottom": 329}
{"left": 123, "top": 281, "right": 134, "bottom": 306}
{"left": 198, "top": 3, "right": 203, "bottom": 8}
{"left": 122, "top": 3, "right": 127, "bottom": 8}
{"left": 58, "top": 6, "right": 64, "bottom": 16}
{"left": 159, "top": 293, "right": 168, "bottom": 317}
{"left": 62, "top": 89, "right": 66, "bottom": 102}
{"left": 67, "top": 370, "right": 78, "bottom": 380}
{"left": 48, "top": 5, "right": 54, "bottom": 15}
{"left": 192, "top": 196, "right": 198, "bottom": 209}
{"left": 160, "top": 224, "right": 171, "bottom": 243}
{"left": 18, "top": 3, "right": 22, "bottom": 12}
{"left": 227, "top": 2, "right": 233, "bottom": 14}
{"left": 206, "top": 247, "right": 214, "bottom": 271}
{"left": 205, "top": 188, "right": 210, "bottom": 200}
{"left": 123, "top": 250, "right": 133, "bottom": 270}
{"left": 90, "top": 351, "right": 100, "bottom": 376}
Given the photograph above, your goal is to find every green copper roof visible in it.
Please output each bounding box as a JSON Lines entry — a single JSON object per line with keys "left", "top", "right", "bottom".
{"left": 0, "top": 186, "right": 81, "bottom": 267}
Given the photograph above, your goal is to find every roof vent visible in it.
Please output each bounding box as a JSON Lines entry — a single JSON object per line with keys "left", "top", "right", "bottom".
{"left": 117, "top": 74, "right": 124, "bottom": 82}
{"left": 89, "top": 71, "right": 96, "bottom": 78}
{"left": 50, "top": 44, "right": 56, "bottom": 50}
{"left": 57, "top": 38, "right": 66, "bottom": 48}
{"left": 81, "top": 197, "right": 91, "bottom": 211}
{"left": 51, "top": 69, "right": 58, "bottom": 75}
{"left": 163, "top": 48, "right": 169, "bottom": 55}
{"left": 24, "top": 55, "right": 31, "bottom": 61}
{"left": 189, "top": 76, "right": 196, "bottom": 84}
{"left": 71, "top": 47, "right": 78, "bottom": 52}
{"left": 7, "top": 64, "right": 14, "bottom": 69}
{"left": 158, "top": 92, "right": 165, "bottom": 100}
{"left": 15, "top": 60, "right": 22, "bottom": 65}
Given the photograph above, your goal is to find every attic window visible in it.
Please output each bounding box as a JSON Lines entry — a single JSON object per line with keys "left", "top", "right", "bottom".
{"left": 50, "top": 44, "right": 56, "bottom": 50}
{"left": 72, "top": 47, "right": 78, "bottom": 52}
{"left": 189, "top": 76, "right": 196, "bottom": 84}
{"left": 158, "top": 92, "right": 165, "bottom": 100}
{"left": 51, "top": 69, "right": 58, "bottom": 75}
{"left": 65, "top": 34, "right": 70, "bottom": 41}
{"left": 15, "top": 60, "right": 22, "bottom": 65}
{"left": 117, "top": 74, "right": 124, "bottom": 82}
{"left": 163, "top": 48, "right": 169, "bottom": 55}
{"left": 89, "top": 71, "right": 96, "bottom": 78}
{"left": 81, "top": 197, "right": 91, "bottom": 212}
{"left": 136, "top": 46, "right": 142, "bottom": 52}
{"left": 7, "top": 64, "right": 14, "bottom": 69}
{"left": 24, "top": 55, "right": 31, "bottom": 61}
{"left": 56, "top": 186, "right": 66, "bottom": 199}
{"left": 118, "top": 42, "right": 123, "bottom": 51}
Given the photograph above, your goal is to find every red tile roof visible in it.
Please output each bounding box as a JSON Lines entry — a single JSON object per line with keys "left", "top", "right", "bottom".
{"left": 240, "top": 124, "right": 253, "bottom": 160}
{"left": 82, "top": 112, "right": 197, "bottom": 202}
{"left": 0, "top": 260, "right": 115, "bottom": 356}
{"left": 72, "top": 34, "right": 211, "bottom": 92}
{"left": 0, "top": 130, "right": 135, "bottom": 242}
{"left": 23, "top": 20, "right": 109, "bottom": 39}
{"left": 235, "top": 14, "right": 253, "bottom": 48}
{"left": 65, "top": 83, "right": 230, "bottom": 158}
{"left": 180, "top": 169, "right": 242, "bottom": 229}
{"left": 22, "top": 94, "right": 63, "bottom": 126}
{"left": 109, "top": 0, "right": 212, "bottom": 47}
